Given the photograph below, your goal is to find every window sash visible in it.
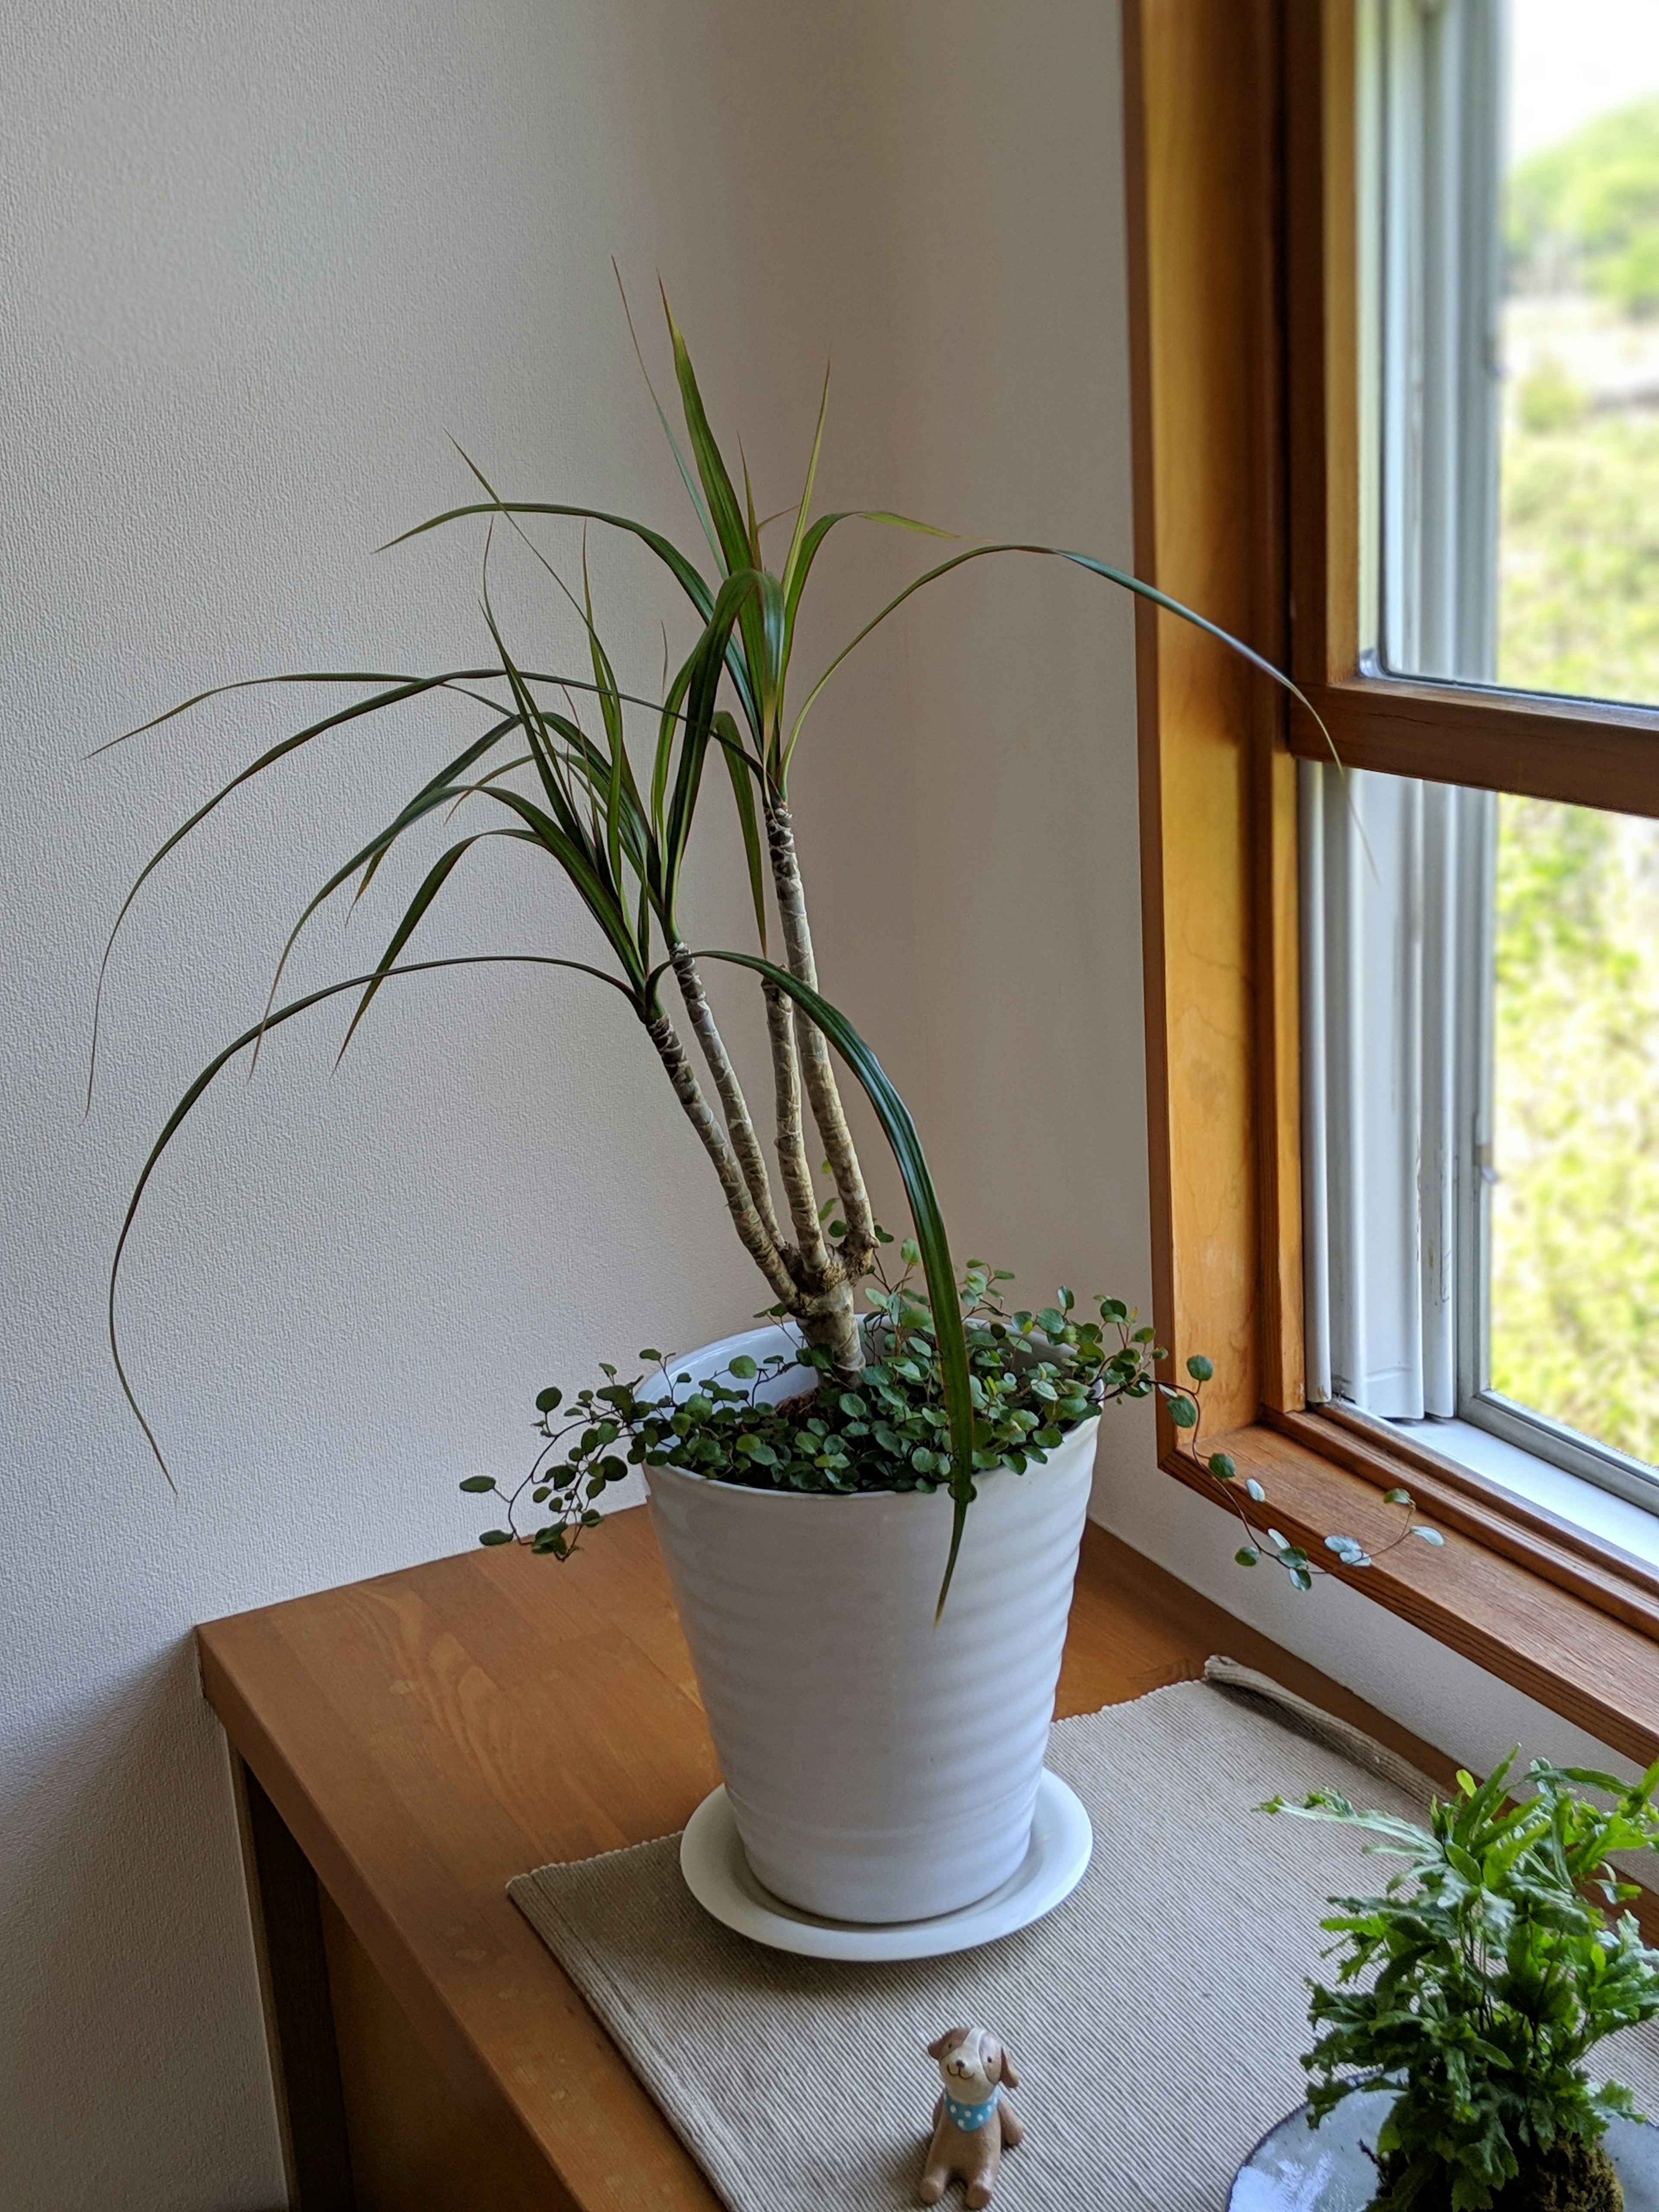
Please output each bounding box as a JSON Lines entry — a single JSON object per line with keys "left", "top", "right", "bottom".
{"left": 1123, "top": 0, "right": 1659, "bottom": 1699}
{"left": 1300, "top": 761, "right": 1481, "bottom": 1422}
{"left": 1299, "top": 0, "right": 1659, "bottom": 1514}
{"left": 1373, "top": 0, "right": 1504, "bottom": 687}
{"left": 1284, "top": 0, "right": 1659, "bottom": 824}
{"left": 1302, "top": 756, "right": 1659, "bottom": 1512}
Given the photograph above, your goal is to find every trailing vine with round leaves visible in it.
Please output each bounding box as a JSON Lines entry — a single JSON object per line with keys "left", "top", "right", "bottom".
{"left": 464, "top": 1249, "right": 1145, "bottom": 1555}
{"left": 1163, "top": 1368, "right": 1444, "bottom": 1589}
{"left": 463, "top": 1249, "right": 1440, "bottom": 1583}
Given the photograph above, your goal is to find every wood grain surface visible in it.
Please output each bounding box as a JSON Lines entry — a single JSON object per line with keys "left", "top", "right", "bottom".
{"left": 1124, "top": 0, "right": 1286, "bottom": 1440}
{"left": 199, "top": 1507, "right": 1456, "bottom": 2210}
{"left": 1172, "top": 1425, "right": 1659, "bottom": 1772}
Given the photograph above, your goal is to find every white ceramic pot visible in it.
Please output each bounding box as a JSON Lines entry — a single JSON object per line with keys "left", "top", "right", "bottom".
{"left": 645, "top": 1323, "right": 1098, "bottom": 1923}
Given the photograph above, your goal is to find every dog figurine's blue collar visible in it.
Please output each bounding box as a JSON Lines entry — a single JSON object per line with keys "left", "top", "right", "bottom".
{"left": 942, "top": 2088, "right": 1000, "bottom": 2134}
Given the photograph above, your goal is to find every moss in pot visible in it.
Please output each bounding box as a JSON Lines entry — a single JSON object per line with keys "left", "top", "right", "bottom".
{"left": 1267, "top": 1752, "right": 1659, "bottom": 2211}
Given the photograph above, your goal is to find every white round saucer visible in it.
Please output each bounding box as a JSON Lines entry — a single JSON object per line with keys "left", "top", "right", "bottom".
{"left": 678, "top": 1770, "right": 1093, "bottom": 1961}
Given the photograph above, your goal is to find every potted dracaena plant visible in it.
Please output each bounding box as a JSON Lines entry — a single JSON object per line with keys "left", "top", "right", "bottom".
{"left": 102, "top": 290, "right": 1429, "bottom": 1923}
{"left": 1268, "top": 1753, "right": 1659, "bottom": 2212}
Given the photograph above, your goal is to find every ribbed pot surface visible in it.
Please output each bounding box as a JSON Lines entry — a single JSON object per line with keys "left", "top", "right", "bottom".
{"left": 645, "top": 1324, "right": 1097, "bottom": 1923}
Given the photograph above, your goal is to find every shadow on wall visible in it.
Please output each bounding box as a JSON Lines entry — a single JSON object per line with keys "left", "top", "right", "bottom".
{"left": 0, "top": 1640, "right": 277, "bottom": 2209}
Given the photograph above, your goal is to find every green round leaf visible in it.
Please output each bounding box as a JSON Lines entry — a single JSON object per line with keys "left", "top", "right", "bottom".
{"left": 534, "top": 1385, "right": 563, "bottom": 1414}
{"left": 1235, "top": 1545, "right": 1259, "bottom": 1567}
{"left": 1185, "top": 1354, "right": 1215, "bottom": 1383}
{"left": 1207, "top": 1452, "right": 1237, "bottom": 1482}
{"left": 458, "top": 1475, "right": 496, "bottom": 1493}
{"left": 1168, "top": 1394, "right": 1198, "bottom": 1430}
{"left": 727, "top": 1354, "right": 758, "bottom": 1379}
{"left": 479, "top": 1529, "right": 513, "bottom": 1547}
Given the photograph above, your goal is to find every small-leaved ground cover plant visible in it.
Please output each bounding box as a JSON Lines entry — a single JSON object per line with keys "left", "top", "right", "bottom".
{"left": 467, "top": 1253, "right": 1182, "bottom": 1554}
{"left": 463, "top": 1241, "right": 1433, "bottom": 1581}
{"left": 1268, "top": 1755, "right": 1659, "bottom": 2211}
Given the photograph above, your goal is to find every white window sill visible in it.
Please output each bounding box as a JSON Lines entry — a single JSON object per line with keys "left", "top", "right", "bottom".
{"left": 1386, "top": 1414, "right": 1659, "bottom": 1578}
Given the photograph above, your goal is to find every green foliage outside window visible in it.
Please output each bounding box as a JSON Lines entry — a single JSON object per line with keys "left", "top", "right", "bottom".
{"left": 1508, "top": 98, "right": 1659, "bottom": 316}
{"left": 1493, "top": 97, "right": 1659, "bottom": 1470}
{"left": 1489, "top": 801, "right": 1659, "bottom": 1467}
{"left": 1499, "top": 416, "right": 1659, "bottom": 706}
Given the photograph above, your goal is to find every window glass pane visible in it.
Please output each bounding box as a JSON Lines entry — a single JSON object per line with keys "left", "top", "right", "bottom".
{"left": 1376, "top": 0, "right": 1659, "bottom": 707}
{"left": 1490, "top": 796, "right": 1659, "bottom": 1460}
{"left": 1500, "top": 3, "right": 1659, "bottom": 704}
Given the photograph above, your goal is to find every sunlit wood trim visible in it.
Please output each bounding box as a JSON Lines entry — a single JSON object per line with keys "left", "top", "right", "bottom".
{"left": 1273, "top": 1406, "right": 1659, "bottom": 1635}
{"left": 1288, "top": 679, "right": 1659, "bottom": 821}
{"left": 1122, "top": 0, "right": 1290, "bottom": 1437}
{"left": 1166, "top": 1425, "right": 1659, "bottom": 1767}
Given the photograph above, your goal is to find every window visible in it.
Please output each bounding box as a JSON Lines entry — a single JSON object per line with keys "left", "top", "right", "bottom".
{"left": 1300, "top": 0, "right": 1659, "bottom": 1521}
{"left": 1374, "top": 0, "right": 1659, "bottom": 709}
{"left": 1123, "top": 0, "right": 1659, "bottom": 1732}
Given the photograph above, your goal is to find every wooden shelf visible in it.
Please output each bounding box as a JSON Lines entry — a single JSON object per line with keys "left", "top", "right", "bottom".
{"left": 199, "top": 1506, "right": 1454, "bottom": 2212}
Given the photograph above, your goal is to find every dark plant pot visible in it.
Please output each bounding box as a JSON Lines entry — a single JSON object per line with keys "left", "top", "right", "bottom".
{"left": 1228, "top": 2089, "right": 1659, "bottom": 2212}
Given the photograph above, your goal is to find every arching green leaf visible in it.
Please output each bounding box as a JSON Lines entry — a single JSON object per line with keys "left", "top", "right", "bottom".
{"left": 111, "top": 953, "right": 639, "bottom": 1485}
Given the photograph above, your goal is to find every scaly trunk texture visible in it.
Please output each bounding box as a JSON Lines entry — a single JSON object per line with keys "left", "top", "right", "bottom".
{"left": 798, "top": 1273, "right": 863, "bottom": 1381}
{"left": 762, "top": 974, "right": 835, "bottom": 1277}
{"left": 763, "top": 801, "right": 877, "bottom": 1276}
{"left": 645, "top": 812, "right": 875, "bottom": 1390}
{"left": 760, "top": 973, "right": 862, "bottom": 1381}
{"left": 669, "top": 943, "right": 785, "bottom": 1254}
{"left": 646, "top": 996, "right": 864, "bottom": 1383}
{"left": 644, "top": 1011, "right": 796, "bottom": 1308}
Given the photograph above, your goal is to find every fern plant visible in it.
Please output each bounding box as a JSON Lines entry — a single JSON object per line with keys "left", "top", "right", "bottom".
{"left": 1269, "top": 1755, "right": 1659, "bottom": 2211}
{"left": 102, "top": 284, "right": 1348, "bottom": 1596}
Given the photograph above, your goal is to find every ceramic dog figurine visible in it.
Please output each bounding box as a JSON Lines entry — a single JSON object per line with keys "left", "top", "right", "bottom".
{"left": 919, "top": 2025, "right": 1024, "bottom": 2207}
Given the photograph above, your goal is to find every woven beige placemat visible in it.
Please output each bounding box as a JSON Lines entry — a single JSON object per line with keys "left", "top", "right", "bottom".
{"left": 510, "top": 1659, "right": 1659, "bottom": 2212}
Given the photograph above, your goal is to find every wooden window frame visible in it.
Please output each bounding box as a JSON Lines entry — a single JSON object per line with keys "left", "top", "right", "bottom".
{"left": 1122, "top": 0, "right": 1659, "bottom": 1770}
{"left": 1284, "top": 0, "right": 1659, "bottom": 819}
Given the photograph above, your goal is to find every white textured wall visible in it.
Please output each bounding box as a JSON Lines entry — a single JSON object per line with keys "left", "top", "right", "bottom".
{"left": 0, "top": 4, "right": 1632, "bottom": 2208}
{"left": 0, "top": 4, "right": 912, "bottom": 2204}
